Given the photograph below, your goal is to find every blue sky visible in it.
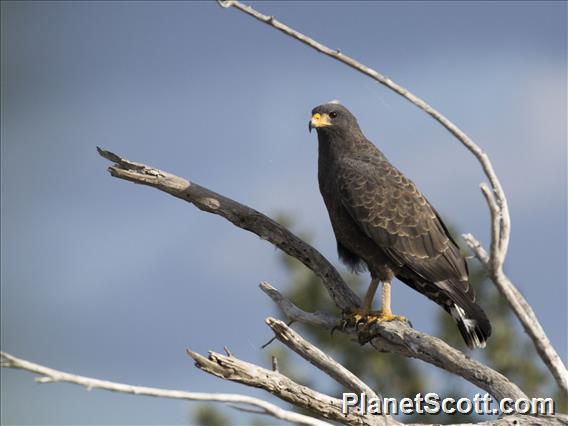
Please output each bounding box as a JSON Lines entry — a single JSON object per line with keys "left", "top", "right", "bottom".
{"left": 1, "top": 1, "right": 566, "bottom": 425}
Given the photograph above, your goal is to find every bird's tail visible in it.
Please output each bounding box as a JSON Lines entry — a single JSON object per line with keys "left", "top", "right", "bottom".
{"left": 397, "top": 274, "right": 491, "bottom": 349}
{"left": 449, "top": 302, "right": 491, "bottom": 349}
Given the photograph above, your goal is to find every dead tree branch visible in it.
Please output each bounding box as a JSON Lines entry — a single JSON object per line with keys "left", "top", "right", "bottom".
{"left": 5, "top": 349, "right": 565, "bottom": 426}
{"left": 260, "top": 282, "right": 528, "bottom": 403}
{"left": 187, "top": 349, "right": 381, "bottom": 426}
{"left": 217, "top": 0, "right": 567, "bottom": 395}
{"left": 0, "top": 351, "right": 330, "bottom": 426}
{"left": 96, "top": 147, "right": 359, "bottom": 311}
{"left": 266, "top": 317, "right": 382, "bottom": 404}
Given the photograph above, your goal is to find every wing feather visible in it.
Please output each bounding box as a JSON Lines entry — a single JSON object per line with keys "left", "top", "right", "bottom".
{"left": 337, "top": 157, "right": 468, "bottom": 286}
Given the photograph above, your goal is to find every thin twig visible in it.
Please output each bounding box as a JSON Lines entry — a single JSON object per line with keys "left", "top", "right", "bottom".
{"left": 462, "top": 233, "right": 490, "bottom": 265}
{"left": 0, "top": 351, "right": 331, "bottom": 426}
{"left": 261, "top": 319, "right": 295, "bottom": 349}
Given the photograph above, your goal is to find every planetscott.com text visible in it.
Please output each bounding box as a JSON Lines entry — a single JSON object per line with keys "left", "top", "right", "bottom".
{"left": 342, "top": 392, "right": 556, "bottom": 416}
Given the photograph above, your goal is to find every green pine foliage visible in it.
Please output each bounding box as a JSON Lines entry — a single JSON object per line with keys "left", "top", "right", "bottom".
{"left": 191, "top": 404, "right": 230, "bottom": 426}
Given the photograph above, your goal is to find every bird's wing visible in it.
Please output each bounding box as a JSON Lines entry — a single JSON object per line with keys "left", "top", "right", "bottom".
{"left": 337, "top": 156, "right": 470, "bottom": 294}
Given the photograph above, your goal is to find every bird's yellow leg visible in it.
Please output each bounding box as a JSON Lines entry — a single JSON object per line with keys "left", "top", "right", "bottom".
{"left": 342, "top": 279, "right": 407, "bottom": 329}
{"left": 362, "top": 278, "right": 379, "bottom": 313}
{"left": 348, "top": 278, "right": 380, "bottom": 323}
{"left": 375, "top": 281, "right": 407, "bottom": 322}
{"left": 341, "top": 278, "right": 378, "bottom": 326}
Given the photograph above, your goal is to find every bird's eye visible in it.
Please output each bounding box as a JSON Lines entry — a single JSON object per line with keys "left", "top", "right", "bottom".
{"left": 329, "top": 111, "right": 338, "bottom": 119}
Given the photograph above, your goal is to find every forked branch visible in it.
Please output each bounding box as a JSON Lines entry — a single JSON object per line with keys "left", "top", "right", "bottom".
{"left": 187, "top": 346, "right": 383, "bottom": 425}
{"left": 186, "top": 350, "right": 366, "bottom": 425}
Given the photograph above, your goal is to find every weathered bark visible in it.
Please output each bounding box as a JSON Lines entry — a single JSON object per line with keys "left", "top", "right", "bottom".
{"left": 187, "top": 349, "right": 381, "bottom": 426}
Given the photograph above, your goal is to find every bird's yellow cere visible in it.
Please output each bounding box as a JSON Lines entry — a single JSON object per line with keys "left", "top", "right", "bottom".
{"left": 311, "top": 112, "right": 332, "bottom": 128}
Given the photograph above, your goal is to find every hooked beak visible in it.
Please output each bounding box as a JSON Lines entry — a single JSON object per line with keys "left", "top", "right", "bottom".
{"left": 308, "top": 112, "right": 331, "bottom": 133}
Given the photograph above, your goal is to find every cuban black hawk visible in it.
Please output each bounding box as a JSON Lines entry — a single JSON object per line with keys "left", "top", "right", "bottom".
{"left": 309, "top": 102, "right": 491, "bottom": 349}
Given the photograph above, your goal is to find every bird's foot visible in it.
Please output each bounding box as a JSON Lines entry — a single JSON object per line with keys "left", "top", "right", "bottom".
{"left": 339, "top": 308, "right": 409, "bottom": 331}
{"left": 371, "top": 310, "right": 408, "bottom": 323}
{"left": 337, "top": 308, "right": 411, "bottom": 345}
{"left": 331, "top": 308, "right": 411, "bottom": 338}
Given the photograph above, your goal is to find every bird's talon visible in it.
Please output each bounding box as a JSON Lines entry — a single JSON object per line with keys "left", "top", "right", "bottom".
{"left": 341, "top": 309, "right": 409, "bottom": 335}
{"left": 330, "top": 326, "right": 338, "bottom": 337}
{"left": 376, "top": 311, "right": 409, "bottom": 323}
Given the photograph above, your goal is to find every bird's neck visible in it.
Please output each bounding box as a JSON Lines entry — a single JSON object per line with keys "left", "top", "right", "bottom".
{"left": 317, "top": 129, "right": 375, "bottom": 165}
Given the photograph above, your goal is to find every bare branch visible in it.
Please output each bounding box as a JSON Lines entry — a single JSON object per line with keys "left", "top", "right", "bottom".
{"left": 479, "top": 183, "right": 501, "bottom": 264}
{"left": 260, "top": 281, "right": 338, "bottom": 329}
{"left": 4, "top": 343, "right": 566, "bottom": 426}
{"left": 0, "top": 351, "right": 331, "bottom": 426}
{"left": 462, "top": 233, "right": 490, "bottom": 265}
{"left": 261, "top": 282, "right": 528, "bottom": 403}
{"left": 265, "top": 317, "right": 383, "bottom": 404}
{"left": 216, "top": 0, "right": 567, "bottom": 395}
{"left": 186, "top": 349, "right": 377, "bottom": 425}
{"left": 97, "top": 147, "right": 359, "bottom": 311}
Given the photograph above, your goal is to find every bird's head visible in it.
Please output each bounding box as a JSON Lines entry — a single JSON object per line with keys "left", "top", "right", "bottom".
{"left": 308, "top": 102, "right": 361, "bottom": 137}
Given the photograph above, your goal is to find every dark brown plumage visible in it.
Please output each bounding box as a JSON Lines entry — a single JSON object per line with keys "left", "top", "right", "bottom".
{"left": 309, "top": 102, "right": 491, "bottom": 349}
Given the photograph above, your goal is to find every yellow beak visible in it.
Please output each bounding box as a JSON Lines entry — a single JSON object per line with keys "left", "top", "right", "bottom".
{"left": 309, "top": 112, "right": 331, "bottom": 132}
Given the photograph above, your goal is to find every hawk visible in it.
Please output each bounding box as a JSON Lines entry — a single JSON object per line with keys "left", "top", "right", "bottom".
{"left": 309, "top": 102, "right": 491, "bottom": 349}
